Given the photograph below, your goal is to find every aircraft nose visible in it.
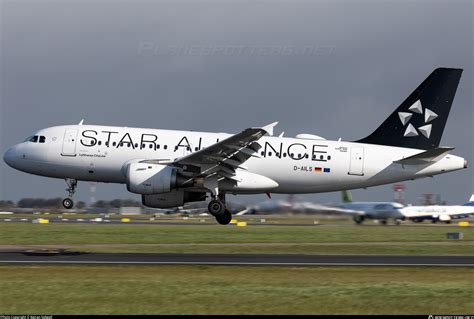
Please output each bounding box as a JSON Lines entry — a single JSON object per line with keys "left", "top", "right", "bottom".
{"left": 3, "top": 146, "right": 17, "bottom": 168}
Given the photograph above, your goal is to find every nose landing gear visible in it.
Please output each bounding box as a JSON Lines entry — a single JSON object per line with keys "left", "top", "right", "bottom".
{"left": 62, "top": 178, "right": 77, "bottom": 209}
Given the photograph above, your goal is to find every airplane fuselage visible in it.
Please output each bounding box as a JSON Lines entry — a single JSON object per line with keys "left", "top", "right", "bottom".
{"left": 4, "top": 124, "right": 467, "bottom": 195}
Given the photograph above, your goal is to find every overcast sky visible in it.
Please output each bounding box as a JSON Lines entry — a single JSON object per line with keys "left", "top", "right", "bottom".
{"left": 0, "top": 0, "right": 472, "bottom": 206}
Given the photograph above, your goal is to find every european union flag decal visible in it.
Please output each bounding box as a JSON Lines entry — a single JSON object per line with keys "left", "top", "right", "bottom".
{"left": 323, "top": 168, "right": 330, "bottom": 173}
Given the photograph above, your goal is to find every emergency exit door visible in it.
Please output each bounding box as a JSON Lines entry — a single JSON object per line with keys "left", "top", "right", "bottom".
{"left": 349, "top": 147, "right": 364, "bottom": 176}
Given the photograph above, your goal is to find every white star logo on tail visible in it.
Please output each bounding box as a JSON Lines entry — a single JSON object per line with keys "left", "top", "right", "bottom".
{"left": 398, "top": 99, "right": 437, "bottom": 138}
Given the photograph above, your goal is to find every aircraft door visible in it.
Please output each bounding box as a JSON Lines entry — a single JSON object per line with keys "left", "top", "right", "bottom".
{"left": 349, "top": 147, "right": 364, "bottom": 176}
{"left": 62, "top": 129, "right": 78, "bottom": 156}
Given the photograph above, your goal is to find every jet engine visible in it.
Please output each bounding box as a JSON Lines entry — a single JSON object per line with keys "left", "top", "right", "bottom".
{"left": 126, "top": 162, "right": 186, "bottom": 194}
{"left": 142, "top": 189, "right": 206, "bottom": 208}
{"left": 438, "top": 214, "right": 452, "bottom": 223}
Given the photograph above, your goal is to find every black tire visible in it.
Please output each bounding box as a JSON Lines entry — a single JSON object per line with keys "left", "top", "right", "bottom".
{"left": 208, "top": 199, "right": 225, "bottom": 216}
{"left": 353, "top": 215, "right": 365, "bottom": 224}
{"left": 62, "top": 198, "right": 74, "bottom": 209}
{"left": 216, "top": 210, "right": 232, "bottom": 225}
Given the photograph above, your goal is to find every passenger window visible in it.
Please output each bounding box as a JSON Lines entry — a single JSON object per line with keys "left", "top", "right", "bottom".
{"left": 113, "top": 142, "right": 117, "bottom": 146}
{"left": 164, "top": 145, "right": 168, "bottom": 150}
{"left": 195, "top": 147, "right": 199, "bottom": 151}
{"left": 149, "top": 144, "right": 153, "bottom": 149}
{"left": 157, "top": 145, "right": 160, "bottom": 149}
{"left": 268, "top": 152, "right": 272, "bottom": 156}
{"left": 98, "top": 141, "right": 102, "bottom": 146}
{"left": 328, "top": 155, "right": 331, "bottom": 160}
{"left": 320, "top": 155, "right": 324, "bottom": 160}
{"left": 134, "top": 143, "right": 138, "bottom": 148}
{"left": 39, "top": 136, "right": 46, "bottom": 143}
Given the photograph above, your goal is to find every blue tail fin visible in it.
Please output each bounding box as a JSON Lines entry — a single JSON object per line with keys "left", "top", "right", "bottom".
{"left": 463, "top": 194, "right": 474, "bottom": 206}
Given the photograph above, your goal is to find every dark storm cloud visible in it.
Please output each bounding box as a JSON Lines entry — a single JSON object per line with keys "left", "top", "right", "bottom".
{"left": 1, "top": 0, "right": 472, "bottom": 205}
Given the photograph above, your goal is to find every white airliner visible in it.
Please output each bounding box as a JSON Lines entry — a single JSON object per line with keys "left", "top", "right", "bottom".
{"left": 401, "top": 195, "right": 474, "bottom": 223}
{"left": 3, "top": 68, "right": 467, "bottom": 224}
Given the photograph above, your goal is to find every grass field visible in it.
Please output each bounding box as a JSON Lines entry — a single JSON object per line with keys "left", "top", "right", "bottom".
{"left": 0, "top": 222, "right": 472, "bottom": 255}
{"left": 1, "top": 221, "right": 473, "bottom": 314}
{"left": 1, "top": 265, "right": 472, "bottom": 314}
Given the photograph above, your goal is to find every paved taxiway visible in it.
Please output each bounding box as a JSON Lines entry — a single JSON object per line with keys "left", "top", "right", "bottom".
{"left": 0, "top": 252, "right": 472, "bottom": 266}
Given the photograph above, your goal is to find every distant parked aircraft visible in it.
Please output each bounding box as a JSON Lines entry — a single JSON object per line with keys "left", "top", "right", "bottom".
{"left": 339, "top": 191, "right": 405, "bottom": 225}
{"left": 401, "top": 194, "right": 474, "bottom": 223}
{"left": 236, "top": 195, "right": 355, "bottom": 215}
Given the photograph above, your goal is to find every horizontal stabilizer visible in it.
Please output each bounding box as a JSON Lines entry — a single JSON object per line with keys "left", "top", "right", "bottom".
{"left": 394, "top": 147, "right": 454, "bottom": 165}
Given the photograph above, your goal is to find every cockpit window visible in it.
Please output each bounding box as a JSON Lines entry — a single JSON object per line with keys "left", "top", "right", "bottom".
{"left": 25, "top": 135, "right": 46, "bottom": 143}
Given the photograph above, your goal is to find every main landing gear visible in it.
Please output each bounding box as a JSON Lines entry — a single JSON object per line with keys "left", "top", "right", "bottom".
{"left": 204, "top": 177, "right": 232, "bottom": 225}
{"left": 62, "top": 178, "right": 77, "bottom": 209}
{"left": 208, "top": 195, "right": 232, "bottom": 225}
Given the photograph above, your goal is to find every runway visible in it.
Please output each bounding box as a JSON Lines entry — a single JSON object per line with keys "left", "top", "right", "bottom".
{"left": 0, "top": 252, "right": 472, "bottom": 266}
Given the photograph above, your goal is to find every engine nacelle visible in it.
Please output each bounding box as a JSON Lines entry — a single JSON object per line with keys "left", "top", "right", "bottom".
{"left": 438, "top": 214, "right": 451, "bottom": 222}
{"left": 126, "top": 162, "right": 177, "bottom": 194}
{"left": 142, "top": 190, "right": 206, "bottom": 208}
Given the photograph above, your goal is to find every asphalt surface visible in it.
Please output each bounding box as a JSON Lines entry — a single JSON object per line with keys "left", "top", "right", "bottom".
{"left": 0, "top": 252, "right": 472, "bottom": 266}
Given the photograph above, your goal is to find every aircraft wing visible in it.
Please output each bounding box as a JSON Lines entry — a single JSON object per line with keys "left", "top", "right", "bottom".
{"left": 172, "top": 122, "right": 278, "bottom": 179}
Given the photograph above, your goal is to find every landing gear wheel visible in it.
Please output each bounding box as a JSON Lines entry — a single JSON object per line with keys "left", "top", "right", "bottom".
{"left": 353, "top": 215, "right": 365, "bottom": 225}
{"left": 63, "top": 178, "right": 77, "bottom": 209}
{"left": 208, "top": 199, "right": 225, "bottom": 216}
{"left": 215, "top": 210, "right": 232, "bottom": 225}
{"left": 62, "top": 198, "right": 74, "bottom": 209}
